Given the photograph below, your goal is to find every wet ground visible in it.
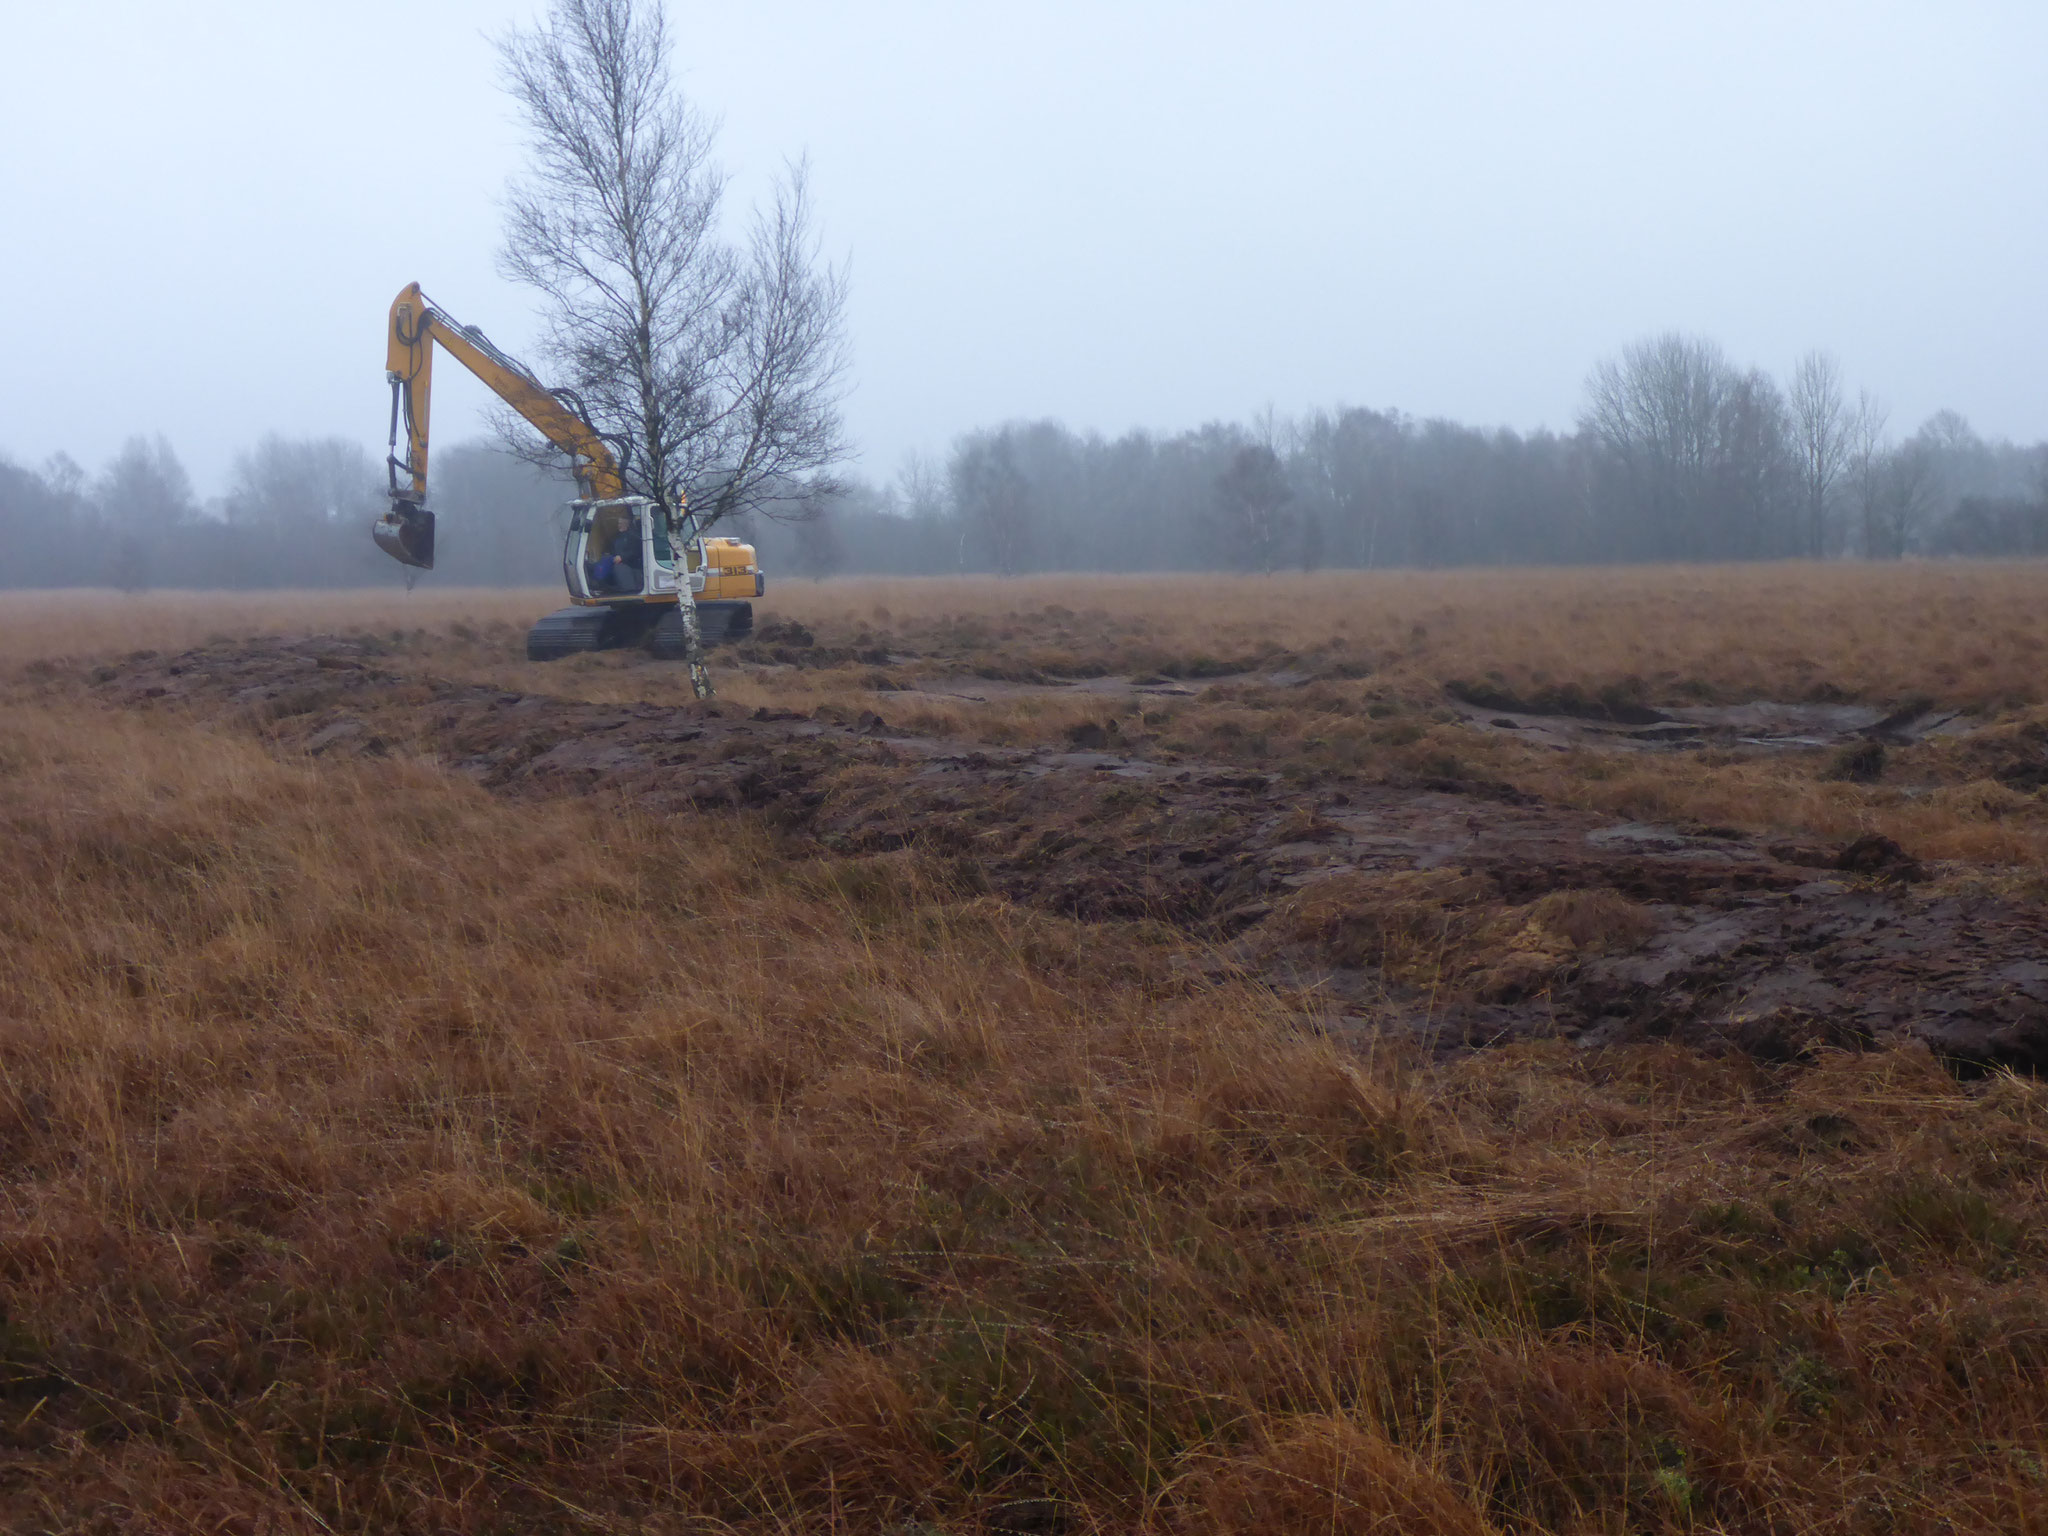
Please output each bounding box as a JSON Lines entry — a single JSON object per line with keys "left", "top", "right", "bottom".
{"left": 1445, "top": 695, "right": 1979, "bottom": 753}
{"left": 75, "top": 637, "right": 2048, "bottom": 1071}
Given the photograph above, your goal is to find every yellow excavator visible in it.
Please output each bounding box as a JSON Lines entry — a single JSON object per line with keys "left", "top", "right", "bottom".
{"left": 372, "top": 282, "right": 763, "bottom": 662}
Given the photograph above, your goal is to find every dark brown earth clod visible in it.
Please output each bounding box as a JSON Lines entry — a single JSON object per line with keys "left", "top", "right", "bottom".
{"left": 1836, "top": 834, "right": 1925, "bottom": 882}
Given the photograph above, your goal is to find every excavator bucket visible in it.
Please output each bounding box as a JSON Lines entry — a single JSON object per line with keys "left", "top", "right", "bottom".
{"left": 374, "top": 504, "right": 435, "bottom": 570}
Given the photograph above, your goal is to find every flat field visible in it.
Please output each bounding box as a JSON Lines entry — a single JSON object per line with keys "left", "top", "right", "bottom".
{"left": 4, "top": 565, "right": 2048, "bottom": 1533}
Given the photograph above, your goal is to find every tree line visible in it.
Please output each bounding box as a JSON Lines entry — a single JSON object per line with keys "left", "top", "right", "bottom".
{"left": 772, "top": 336, "right": 2047, "bottom": 579}
{"left": 0, "top": 434, "right": 566, "bottom": 590}
{"left": 2, "top": 332, "right": 2043, "bottom": 589}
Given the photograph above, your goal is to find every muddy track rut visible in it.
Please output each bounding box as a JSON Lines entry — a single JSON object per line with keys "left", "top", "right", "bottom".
{"left": 79, "top": 638, "right": 2048, "bottom": 1070}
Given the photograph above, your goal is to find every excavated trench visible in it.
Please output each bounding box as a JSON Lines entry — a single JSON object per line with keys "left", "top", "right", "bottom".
{"left": 74, "top": 636, "right": 2048, "bottom": 1072}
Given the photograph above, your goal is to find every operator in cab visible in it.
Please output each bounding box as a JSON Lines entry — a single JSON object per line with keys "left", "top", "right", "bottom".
{"left": 594, "top": 506, "right": 644, "bottom": 593}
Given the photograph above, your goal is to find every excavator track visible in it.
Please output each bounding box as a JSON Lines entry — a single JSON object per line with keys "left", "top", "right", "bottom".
{"left": 528, "top": 601, "right": 753, "bottom": 661}
{"left": 525, "top": 606, "right": 641, "bottom": 660}
{"left": 650, "top": 600, "right": 752, "bottom": 657}
{"left": 702, "top": 600, "right": 754, "bottom": 645}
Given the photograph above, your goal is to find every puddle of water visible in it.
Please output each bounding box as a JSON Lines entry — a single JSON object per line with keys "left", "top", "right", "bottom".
{"left": 1452, "top": 698, "right": 1978, "bottom": 753}
{"left": 1586, "top": 822, "right": 1691, "bottom": 848}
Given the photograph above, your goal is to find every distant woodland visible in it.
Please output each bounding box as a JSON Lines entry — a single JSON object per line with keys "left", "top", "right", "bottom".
{"left": 5, "top": 335, "right": 2045, "bottom": 589}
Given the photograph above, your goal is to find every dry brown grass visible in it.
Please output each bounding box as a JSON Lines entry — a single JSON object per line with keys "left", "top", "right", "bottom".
{"left": 13, "top": 560, "right": 2048, "bottom": 700}
{"left": 4, "top": 691, "right": 2048, "bottom": 1529}
{"left": 0, "top": 587, "right": 554, "bottom": 665}
{"left": 760, "top": 562, "right": 2048, "bottom": 710}
{"left": 1273, "top": 876, "right": 1667, "bottom": 1004}
{"left": 6, "top": 569, "right": 2048, "bottom": 1528}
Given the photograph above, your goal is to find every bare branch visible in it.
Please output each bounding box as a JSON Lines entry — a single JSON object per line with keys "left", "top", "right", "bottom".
{"left": 1789, "top": 350, "right": 1849, "bottom": 557}
{"left": 494, "top": 0, "right": 847, "bottom": 533}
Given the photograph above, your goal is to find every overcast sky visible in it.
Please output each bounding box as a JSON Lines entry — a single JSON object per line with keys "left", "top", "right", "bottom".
{"left": 3, "top": 0, "right": 2043, "bottom": 498}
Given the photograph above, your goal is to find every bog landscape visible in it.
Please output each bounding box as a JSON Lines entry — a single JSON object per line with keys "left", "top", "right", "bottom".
{"left": 7, "top": 1, "right": 2048, "bottom": 1531}
{"left": 6, "top": 565, "right": 2048, "bottom": 1531}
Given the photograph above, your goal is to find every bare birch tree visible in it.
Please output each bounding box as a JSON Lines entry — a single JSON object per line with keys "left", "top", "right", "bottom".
{"left": 1847, "top": 391, "right": 1891, "bottom": 557}
{"left": 496, "top": 0, "right": 849, "bottom": 534}
{"left": 1582, "top": 333, "right": 1734, "bottom": 558}
{"left": 1876, "top": 442, "right": 1939, "bottom": 558}
{"left": 950, "top": 430, "right": 1032, "bottom": 576}
{"left": 895, "top": 452, "right": 949, "bottom": 525}
{"left": 1788, "top": 350, "right": 1850, "bottom": 558}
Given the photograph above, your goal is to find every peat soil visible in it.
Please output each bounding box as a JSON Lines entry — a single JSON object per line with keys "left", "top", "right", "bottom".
{"left": 73, "top": 637, "right": 2048, "bottom": 1071}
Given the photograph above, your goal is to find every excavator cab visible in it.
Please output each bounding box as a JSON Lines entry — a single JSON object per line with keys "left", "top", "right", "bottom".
{"left": 563, "top": 496, "right": 691, "bottom": 601}
{"left": 528, "top": 496, "right": 755, "bottom": 657}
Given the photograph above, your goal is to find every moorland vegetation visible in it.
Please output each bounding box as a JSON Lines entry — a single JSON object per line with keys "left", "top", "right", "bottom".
{"left": 4, "top": 567, "right": 2048, "bottom": 1531}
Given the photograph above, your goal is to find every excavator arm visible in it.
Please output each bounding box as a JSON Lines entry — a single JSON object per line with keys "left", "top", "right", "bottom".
{"left": 375, "top": 282, "right": 625, "bottom": 570}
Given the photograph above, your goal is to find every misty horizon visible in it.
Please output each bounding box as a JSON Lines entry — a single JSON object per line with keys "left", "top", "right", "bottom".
{"left": 3, "top": 1, "right": 2044, "bottom": 500}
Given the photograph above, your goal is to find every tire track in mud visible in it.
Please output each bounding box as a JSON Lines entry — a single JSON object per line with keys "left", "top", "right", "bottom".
{"left": 78, "top": 637, "right": 2048, "bottom": 1070}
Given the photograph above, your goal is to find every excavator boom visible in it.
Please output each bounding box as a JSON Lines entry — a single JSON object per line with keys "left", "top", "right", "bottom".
{"left": 376, "top": 282, "right": 623, "bottom": 569}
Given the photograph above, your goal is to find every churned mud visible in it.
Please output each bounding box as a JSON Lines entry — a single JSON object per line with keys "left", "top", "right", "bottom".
{"left": 75, "top": 637, "right": 2048, "bottom": 1071}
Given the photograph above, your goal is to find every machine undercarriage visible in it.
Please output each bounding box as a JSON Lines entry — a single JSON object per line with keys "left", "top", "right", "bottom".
{"left": 524, "top": 600, "right": 755, "bottom": 661}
